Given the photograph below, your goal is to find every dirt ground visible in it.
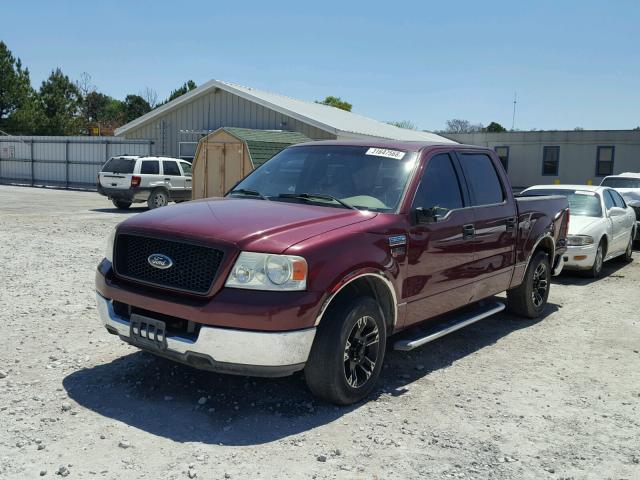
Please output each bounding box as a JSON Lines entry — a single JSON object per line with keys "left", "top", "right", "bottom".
{"left": 1, "top": 184, "right": 638, "bottom": 480}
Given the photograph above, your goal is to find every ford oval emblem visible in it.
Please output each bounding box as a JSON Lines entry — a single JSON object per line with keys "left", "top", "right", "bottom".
{"left": 147, "top": 253, "right": 173, "bottom": 269}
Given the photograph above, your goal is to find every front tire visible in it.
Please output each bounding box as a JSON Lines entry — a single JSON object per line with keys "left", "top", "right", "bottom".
{"left": 305, "top": 297, "right": 386, "bottom": 405}
{"left": 507, "top": 250, "right": 550, "bottom": 318}
{"left": 588, "top": 241, "right": 605, "bottom": 278}
{"left": 148, "top": 189, "right": 169, "bottom": 209}
{"left": 111, "top": 199, "right": 131, "bottom": 210}
{"left": 621, "top": 234, "right": 633, "bottom": 263}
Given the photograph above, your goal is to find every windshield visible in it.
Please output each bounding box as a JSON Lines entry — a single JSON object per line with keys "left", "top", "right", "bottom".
{"left": 524, "top": 188, "right": 602, "bottom": 217}
{"left": 102, "top": 158, "right": 135, "bottom": 174}
{"left": 601, "top": 177, "right": 640, "bottom": 188}
{"left": 229, "top": 145, "right": 418, "bottom": 212}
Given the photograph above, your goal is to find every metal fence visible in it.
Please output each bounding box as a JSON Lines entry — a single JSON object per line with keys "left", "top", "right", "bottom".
{"left": 0, "top": 136, "right": 153, "bottom": 190}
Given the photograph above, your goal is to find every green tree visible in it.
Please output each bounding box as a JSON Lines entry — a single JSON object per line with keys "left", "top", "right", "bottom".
{"left": 123, "top": 94, "right": 151, "bottom": 122}
{"left": 8, "top": 92, "right": 46, "bottom": 135}
{"left": 166, "top": 80, "right": 197, "bottom": 103}
{"left": 486, "top": 121, "right": 507, "bottom": 132}
{"left": 316, "top": 96, "right": 352, "bottom": 111}
{"left": 39, "top": 68, "right": 83, "bottom": 135}
{"left": 0, "top": 41, "right": 34, "bottom": 132}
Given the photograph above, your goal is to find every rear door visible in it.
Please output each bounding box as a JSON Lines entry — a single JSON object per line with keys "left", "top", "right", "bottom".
{"left": 405, "top": 151, "right": 476, "bottom": 326}
{"left": 454, "top": 150, "right": 518, "bottom": 300}
{"left": 99, "top": 157, "right": 136, "bottom": 189}
{"left": 162, "top": 160, "right": 186, "bottom": 198}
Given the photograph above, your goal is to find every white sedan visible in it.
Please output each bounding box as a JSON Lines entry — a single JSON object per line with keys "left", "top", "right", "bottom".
{"left": 521, "top": 185, "right": 636, "bottom": 277}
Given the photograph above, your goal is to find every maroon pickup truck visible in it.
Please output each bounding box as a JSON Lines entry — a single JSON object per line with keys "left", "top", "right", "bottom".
{"left": 96, "top": 140, "right": 569, "bottom": 404}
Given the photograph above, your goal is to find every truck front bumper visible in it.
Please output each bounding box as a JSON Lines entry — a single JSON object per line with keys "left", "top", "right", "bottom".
{"left": 96, "top": 292, "right": 316, "bottom": 377}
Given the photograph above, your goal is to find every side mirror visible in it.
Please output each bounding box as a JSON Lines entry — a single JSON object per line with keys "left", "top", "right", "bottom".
{"left": 415, "top": 207, "right": 437, "bottom": 224}
{"left": 609, "top": 207, "right": 626, "bottom": 217}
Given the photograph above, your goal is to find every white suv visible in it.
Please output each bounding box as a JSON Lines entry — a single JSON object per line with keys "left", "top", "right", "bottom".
{"left": 97, "top": 156, "right": 192, "bottom": 209}
{"left": 600, "top": 172, "right": 640, "bottom": 240}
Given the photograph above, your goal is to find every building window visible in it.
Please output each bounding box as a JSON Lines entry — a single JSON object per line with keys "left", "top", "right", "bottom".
{"left": 542, "top": 146, "right": 560, "bottom": 176}
{"left": 596, "top": 146, "right": 614, "bottom": 177}
{"left": 178, "top": 141, "right": 198, "bottom": 160}
{"left": 494, "top": 146, "right": 509, "bottom": 171}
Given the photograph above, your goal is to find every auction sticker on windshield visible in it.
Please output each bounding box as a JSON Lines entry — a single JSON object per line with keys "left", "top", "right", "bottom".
{"left": 366, "top": 148, "right": 406, "bottom": 160}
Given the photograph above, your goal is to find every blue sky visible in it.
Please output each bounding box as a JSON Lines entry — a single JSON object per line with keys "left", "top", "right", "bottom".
{"left": 3, "top": 0, "right": 639, "bottom": 131}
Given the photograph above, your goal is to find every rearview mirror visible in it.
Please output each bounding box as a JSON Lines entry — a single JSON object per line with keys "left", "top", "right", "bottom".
{"left": 415, "top": 207, "right": 437, "bottom": 224}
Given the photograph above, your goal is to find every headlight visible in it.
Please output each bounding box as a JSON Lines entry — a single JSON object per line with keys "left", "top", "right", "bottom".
{"left": 105, "top": 228, "right": 116, "bottom": 262}
{"left": 226, "top": 252, "right": 307, "bottom": 291}
{"left": 567, "top": 234, "right": 594, "bottom": 246}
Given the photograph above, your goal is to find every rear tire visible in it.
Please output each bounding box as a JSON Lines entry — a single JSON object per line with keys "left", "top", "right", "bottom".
{"left": 305, "top": 297, "right": 386, "bottom": 405}
{"left": 507, "top": 250, "right": 550, "bottom": 319}
{"left": 148, "top": 189, "right": 169, "bottom": 209}
{"left": 111, "top": 199, "right": 131, "bottom": 210}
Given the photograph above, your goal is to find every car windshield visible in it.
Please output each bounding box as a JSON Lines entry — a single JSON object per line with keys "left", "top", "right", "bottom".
{"left": 524, "top": 188, "right": 602, "bottom": 217}
{"left": 601, "top": 177, "right": 640, "bottom": 188}
{"left": 102, "top": 158, "right": 135, "bottom": 174}
{"left": 229, "top": 145, "right": 418, "bottom": 212}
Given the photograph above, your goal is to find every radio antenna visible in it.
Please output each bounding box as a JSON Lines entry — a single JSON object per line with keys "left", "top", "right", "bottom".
{"left": 511, "top": 92, "right": 517, "bottom": 131}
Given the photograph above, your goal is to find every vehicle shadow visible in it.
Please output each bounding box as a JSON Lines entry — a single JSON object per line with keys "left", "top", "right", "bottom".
{"left": 63, "top": 302, "right": 556, "bottom": 446}
{"left": 552, "top": 259, "right": 632, "bottom": 286}
{"left": 90, "top": 207, "right": 149, "bottom": 214}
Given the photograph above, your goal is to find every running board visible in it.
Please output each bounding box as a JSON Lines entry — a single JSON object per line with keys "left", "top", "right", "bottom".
{"left": 393, "top": 301, "right": 506, "bottom": 351}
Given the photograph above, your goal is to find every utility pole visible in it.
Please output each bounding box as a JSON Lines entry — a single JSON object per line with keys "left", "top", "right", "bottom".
{"left": 511, "top": 92, "right": 517, "bottom": 131}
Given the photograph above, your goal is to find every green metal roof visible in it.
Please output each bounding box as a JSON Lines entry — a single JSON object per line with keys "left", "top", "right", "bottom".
{"left": 222, "top": 128, "right": 311, "bottom": 167}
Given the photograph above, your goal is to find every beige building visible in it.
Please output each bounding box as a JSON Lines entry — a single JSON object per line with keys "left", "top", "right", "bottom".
{"left": 115, "top": 79, "right": 454, "bottom": 159}
{"left": 445, "top": 130, "right": 640, "bottom": 189}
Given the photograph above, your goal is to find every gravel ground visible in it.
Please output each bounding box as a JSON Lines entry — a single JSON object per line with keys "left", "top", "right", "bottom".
{"left": 1, "top": 184, "right": 639, "bottom": 480}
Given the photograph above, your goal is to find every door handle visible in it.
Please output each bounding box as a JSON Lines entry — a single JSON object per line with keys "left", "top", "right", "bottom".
{"left": 164, "top": 178, "right": 171, "bottom": 181}
{"left": 505, "top": 217, "right": 517, "bottom": 232}
{"left": 462, "top": 224, "right": 475, "bottom": 239}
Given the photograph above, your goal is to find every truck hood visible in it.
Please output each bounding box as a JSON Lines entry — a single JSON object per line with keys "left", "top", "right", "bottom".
{"left": 118, "top": 197, "right": 378, "bottom": 253}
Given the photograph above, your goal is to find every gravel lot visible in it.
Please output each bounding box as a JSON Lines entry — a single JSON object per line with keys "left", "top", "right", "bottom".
{"left": 1, "top": 184, "right": 639, "bottom": 480}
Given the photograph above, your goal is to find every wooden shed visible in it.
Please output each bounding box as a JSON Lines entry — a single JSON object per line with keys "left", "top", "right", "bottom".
{"left": 191, "top": 127, "right": 311, "bottom": 199}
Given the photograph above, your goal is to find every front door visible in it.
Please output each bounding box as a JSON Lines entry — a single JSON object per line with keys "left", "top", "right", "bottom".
{"left": 405, "top": 152, "right": 476, "bottom": 326}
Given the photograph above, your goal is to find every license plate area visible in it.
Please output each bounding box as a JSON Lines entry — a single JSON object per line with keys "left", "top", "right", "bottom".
{"left": 129, "top": 314, "right": 168, "bottom": 351}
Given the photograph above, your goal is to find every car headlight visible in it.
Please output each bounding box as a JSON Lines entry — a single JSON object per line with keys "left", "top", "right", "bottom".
{"left": 567, "top": 234, "right": 594, "bottom": 246}
{"left": 226, "top": 252, "right": 307, "bottom": 291}
{"left": 105, "top": 228, "right": 116, "bottom": 263}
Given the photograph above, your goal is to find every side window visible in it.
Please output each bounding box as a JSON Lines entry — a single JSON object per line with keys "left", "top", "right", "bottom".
{"left": 458, "top": 153, "right": 505, "bottom": 206}
{"left": 163, "top": 161, "right": 181, "bottom": 176}
{"left": 494, "top": 146, "right": 509, "bottom": 172}
{"left": 140, "top": 160, "right": 159, "bottom": 174}
{"left": 412, "top": 153, "right": 464, "bottom": 218}
{"left": 610, "top": 190, "right": 626, "bottom": 208}
{"left": 542, "top": 146, "right": 560, "bottom": 176}
{"left": 603, "top": 190, "right": 615, "bottom": 211}
{"left": 180, "top": 162, "right": 192, "bottom": 176}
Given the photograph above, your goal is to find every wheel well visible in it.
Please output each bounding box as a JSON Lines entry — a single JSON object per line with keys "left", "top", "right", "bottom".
{"left": 534, "top": 236, "right": 554, "bottom": 260}
{"left": 323, "top": 276, "right": 396, "bottom": 333}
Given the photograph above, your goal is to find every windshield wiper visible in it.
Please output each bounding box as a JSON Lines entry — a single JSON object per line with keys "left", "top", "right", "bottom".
{"left": 277, "top": 192, "right": 357, "bottom": 210}
{"left": 229, "top": 188, "right": 269, "bottom": 200}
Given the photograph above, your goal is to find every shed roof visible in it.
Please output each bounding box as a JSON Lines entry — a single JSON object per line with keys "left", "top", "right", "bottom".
{"left": 115, "top": 79, "right": 455, "bottom": 143}
{"left": 219, "top": 127, "right": 311, "bottom": 167}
